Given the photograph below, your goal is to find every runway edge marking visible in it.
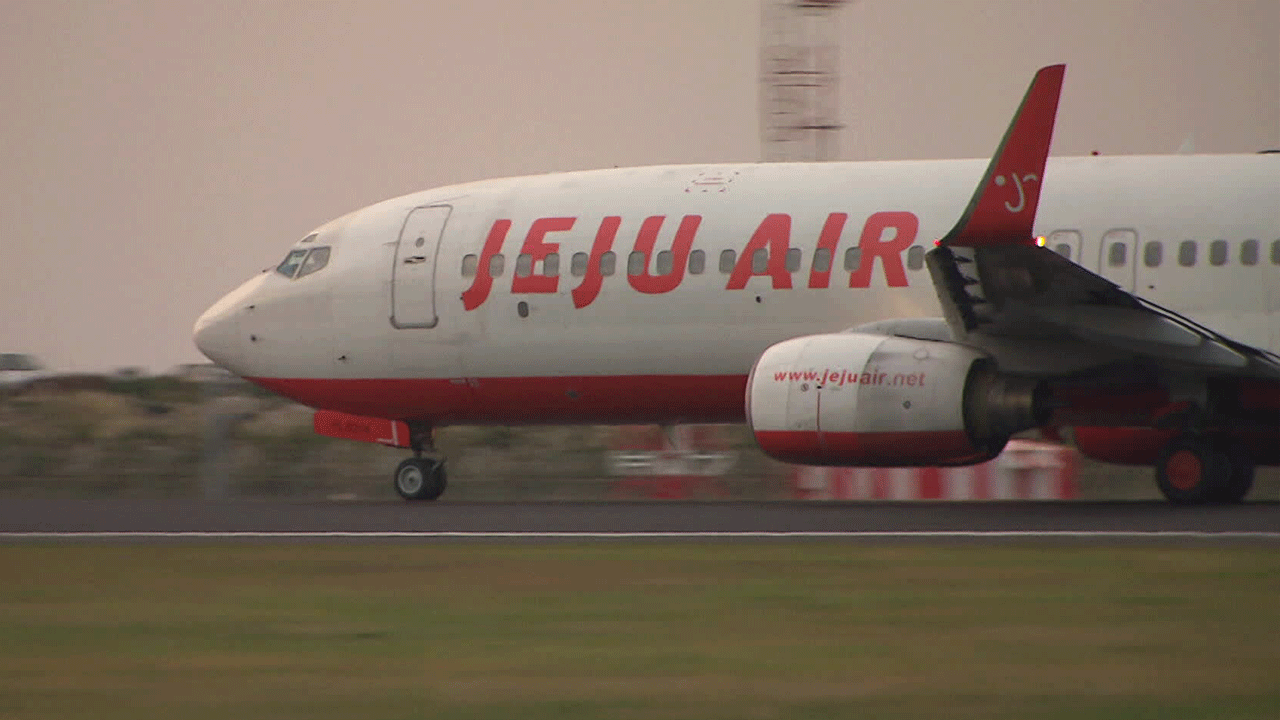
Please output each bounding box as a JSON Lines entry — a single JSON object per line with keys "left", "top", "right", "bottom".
{"left": 1, "top": 531, "right": 1279, "bottom": 540}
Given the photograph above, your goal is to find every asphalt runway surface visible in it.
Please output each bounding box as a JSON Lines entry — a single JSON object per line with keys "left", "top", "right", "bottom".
{"left": 0, "top": 498, "right": 1276, "bottom": 541}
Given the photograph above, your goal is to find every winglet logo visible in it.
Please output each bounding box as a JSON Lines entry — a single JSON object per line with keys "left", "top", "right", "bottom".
{"left": 994, "top": 172, "right": 1038, "bottom": 213}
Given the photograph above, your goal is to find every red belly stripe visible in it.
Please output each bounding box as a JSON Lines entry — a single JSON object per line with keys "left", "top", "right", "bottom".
{"left": 248, "top": 374, "right": 749, "bottom": 425}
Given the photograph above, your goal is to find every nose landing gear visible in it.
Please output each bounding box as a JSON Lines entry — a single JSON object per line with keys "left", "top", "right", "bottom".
{"left": 394, "top": 457, "right": 447, "bottom": 500}
{"left": 393, "top": 423, "right": 447, "bottom": 501}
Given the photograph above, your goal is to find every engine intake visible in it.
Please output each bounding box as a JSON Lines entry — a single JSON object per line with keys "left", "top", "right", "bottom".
{"left": 747, "top": 333, "right": 1047, "bottom": 466}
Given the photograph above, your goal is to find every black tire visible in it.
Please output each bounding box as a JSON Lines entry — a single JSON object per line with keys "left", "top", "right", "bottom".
{"left": 1212, "top": 443, "right": 1255, "bottom": 504}
{"left": 394, "top": 458, "right": 447, "bottom": 501}
{"left": 1155, "top": 437, "right": 1230, "bottom": 505}
{"left": 423, "top": 461, "right": 447, "bottom": 501}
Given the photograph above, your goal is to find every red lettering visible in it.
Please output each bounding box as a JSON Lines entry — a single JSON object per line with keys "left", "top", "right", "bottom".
{"left": 727, "top": 213, "right": 793, "bottom": 290}
{"left": 807, "top": 212, "right": 848, "bottom": 289}
{"left": 461, "top": 219, "right": 511, "bottom": 311}
{"left": 467, "top": 210, "right": 920, "bottom": 311}
{"left": 771, "top": 368, "right": 929, "bottom": 387}
{"left": 849, "top": 211, "right": 917, "bottom": 288}
{"left": 628, "top": 215, "right": 701, "bottom": 295}
{"left": 511, "top": 217, "right": 574, "bottom": 294}
{"left": 570, "top": 216, "right": 620, "bottom": 309}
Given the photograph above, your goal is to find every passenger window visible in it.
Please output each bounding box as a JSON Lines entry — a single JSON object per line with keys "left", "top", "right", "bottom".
{"left": 1178, "top": 241, "right": 1197, "bottom": 267}
{"left": 656, "top": 250, "right": 673, "bottom": 275}
{"left": 570, "top": 252, "right": 588, "bottom": 277}
{"left": 1272, "top": 240, "right": 1280, "bottom": 265}
{"left": 813, "top": 247, "right": 832, "bottom": 273}
{"left": 1143, "top": 242, "right": 1162, "bottom": 268}
{"left": 844, "top": 247, "right": 862, "bottom": 271}
{"left": 296, "top": 246, "right": 330, "bottom": 278}
{"left": 688, "top": 249, "right": 705, "bottom": 275}
{"left": 1209, "top": 240, "right": 1228, "bottom": 266}
{"left": 1107, "top": 242, "right": 1127, "bottom": 267}
{"left": 1048, "top": 230, "right": 1080, "bottom": 260}
{"left": 515, "top": 254, "right": 533, "bottom": 277}
{"left": 600, "top": 251, "right": 616, "bottom": 276}
{"left": 751, "top": 248, "right": 768, "bottom": 273}
{"left": 275, "top": 249, "right": 309, "bottom": 279}
{"left": 719, "top": 249, "right": 736, "bottom": 273}
{"left": 461, "top": 254, "right": 478, "bottom": 277}
{"left": 544, "top": 252, "right": 560, "bottom": 277}
{"left": 1240, "top": 239, "right": 1258, "bottom": 266}
{"left": 627, "top": 251, "right": 645, "bottom": 276}
{"left": 785, "top": 248, "right": 801, "bottom": 272}
{"left": 906, "top": 245, "right": 924, "bottom": 271}
{"left": 488, "top": 254, "right": 505, "bottom": 277}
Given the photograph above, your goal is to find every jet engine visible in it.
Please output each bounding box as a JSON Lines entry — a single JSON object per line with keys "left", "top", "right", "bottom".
{"left": 747, "top": 333, "right": 1047, "bottom": 466}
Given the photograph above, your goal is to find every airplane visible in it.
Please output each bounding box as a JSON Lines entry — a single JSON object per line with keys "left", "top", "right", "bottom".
{"left": 194, "top": 65, "right": 1280, "bottom": 505}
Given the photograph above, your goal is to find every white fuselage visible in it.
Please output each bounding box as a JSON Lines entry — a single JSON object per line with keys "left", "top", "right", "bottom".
{"left": 194, "top": 154, "right": 1279, "bottom": 424}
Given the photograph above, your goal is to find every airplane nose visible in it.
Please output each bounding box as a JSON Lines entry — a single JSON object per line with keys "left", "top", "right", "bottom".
{"left": 193, "top": 300, "right": 242, "bottom": 370}
{"left": 194, "top": 273, "right": 269, "bottom": 372}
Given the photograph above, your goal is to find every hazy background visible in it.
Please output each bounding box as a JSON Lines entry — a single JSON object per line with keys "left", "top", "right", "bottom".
{"left": 2, "top": 0, "right": 1277, "bottom": 373}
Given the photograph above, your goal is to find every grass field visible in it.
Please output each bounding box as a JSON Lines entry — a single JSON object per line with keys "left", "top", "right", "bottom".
{"left": 0, "top": 543, "right": 1276, "bottom": 719}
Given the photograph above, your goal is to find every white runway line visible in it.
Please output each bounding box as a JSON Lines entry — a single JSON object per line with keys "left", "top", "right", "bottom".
{"left": 0, "top": 531, "right": 1278, "bottom": 540}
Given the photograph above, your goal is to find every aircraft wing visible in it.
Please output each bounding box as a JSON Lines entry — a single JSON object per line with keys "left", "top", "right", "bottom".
{"left": 927, "top": 242, "right": 1280, "bottom": 377}
{"left": 924, "top": 65, "right": 1280, "bottom": 379}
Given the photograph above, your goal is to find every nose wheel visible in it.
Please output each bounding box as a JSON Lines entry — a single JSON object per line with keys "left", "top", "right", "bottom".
{"left": 394, "top": 457, "right": 447, "bottom": 501}
{"left": 394, "top": 422, "right": 447, "bottom": 501}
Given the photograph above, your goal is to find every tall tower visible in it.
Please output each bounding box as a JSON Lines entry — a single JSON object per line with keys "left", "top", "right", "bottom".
{"left": 759, "top": 0, "right": 849, "bottom": 162}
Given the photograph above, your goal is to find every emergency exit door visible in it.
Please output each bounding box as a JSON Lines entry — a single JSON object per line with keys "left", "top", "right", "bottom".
{"left": 391, "top": 205, "right": 451, "bottom": 328}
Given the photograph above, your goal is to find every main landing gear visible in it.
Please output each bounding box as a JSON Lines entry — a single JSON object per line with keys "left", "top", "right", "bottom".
{"left": 393, "top": 422, "right": 447, "bottom": 501}
{"left": 1155, "top": 435, "right": 1254, "bottom": 504}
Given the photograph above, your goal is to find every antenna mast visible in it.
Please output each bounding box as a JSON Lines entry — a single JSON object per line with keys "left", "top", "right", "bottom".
{"left": 759, "top": 0, "right": 849, "bottom": 162}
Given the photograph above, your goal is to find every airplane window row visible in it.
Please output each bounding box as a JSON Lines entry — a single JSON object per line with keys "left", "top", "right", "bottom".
{"left": 1107, "top": 238, "right": 1280, "bottom": 269}
{"left": 460, "top": 246, "right": 932, "bottom": 279}
{"left": 275, "top": 245, "right": 331, "bottom": 279}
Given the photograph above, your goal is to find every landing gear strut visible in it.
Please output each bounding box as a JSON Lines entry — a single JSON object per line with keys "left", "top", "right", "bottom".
{"left": 1155, "top": 435, "right": 1253, "bottom": 504}
{"left": 393, "top": 423, "right": 447, "bottom": 501}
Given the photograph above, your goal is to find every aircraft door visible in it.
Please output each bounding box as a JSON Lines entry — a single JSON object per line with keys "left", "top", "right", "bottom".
{"left": 391, "top": 205, "right": 451, "bottom": 328}
{"left": 1097, "top": 228, "right": 1138, "bottom": 292}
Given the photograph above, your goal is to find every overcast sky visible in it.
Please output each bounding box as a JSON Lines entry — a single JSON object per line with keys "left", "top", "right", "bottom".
{"left": 2, "top": 0, "right": 1277, "bottom": 373}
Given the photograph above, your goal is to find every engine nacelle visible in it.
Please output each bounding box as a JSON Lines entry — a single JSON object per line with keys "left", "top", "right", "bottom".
{"left": 747, "top": 333, "right": 1045, "bottom": 466}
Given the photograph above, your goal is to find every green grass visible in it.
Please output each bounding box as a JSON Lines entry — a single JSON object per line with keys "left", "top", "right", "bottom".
{"left": 0, "top": 544, "right": 1276, "bottom": 719}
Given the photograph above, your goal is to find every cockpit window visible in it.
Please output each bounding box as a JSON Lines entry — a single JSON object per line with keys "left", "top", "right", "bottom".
{"left": 276, "top": 249, "right": 309, "bottom": 278}
{"left": 296, "top": 246, "right": 331, "bottom": 278}
{"left": 275, "top": 246, "right": 331, "bottom": 280}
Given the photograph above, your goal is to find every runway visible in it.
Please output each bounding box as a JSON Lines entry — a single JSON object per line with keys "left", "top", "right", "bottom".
{"left": 0, "top": 498, "right": 1276, "bottom": 541}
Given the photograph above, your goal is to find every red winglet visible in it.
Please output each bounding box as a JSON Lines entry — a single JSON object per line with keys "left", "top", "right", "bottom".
{"left": 938, "top": 64, "right": 1065, "bottom": 248}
